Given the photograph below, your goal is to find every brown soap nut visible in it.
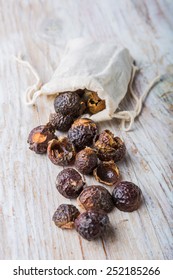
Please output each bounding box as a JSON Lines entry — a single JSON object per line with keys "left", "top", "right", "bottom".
{"left": 77, "top": 185, "right": 114, "bottom": 213}
{"left": 52, "top": 204, "right": 80, "bottom": 229}
{"left": 94, "top": 129, "right": 126, "bottom": 162}
{"left": 75, "top": 210, "right": 110, "bottom": 241}
{"left": 112, "top": 181, "right": 142, "bottom": 212}
{"left": 47, "top": 137, "right": 76, "bottom": 166}
{"left": 54, "top": 91, "right": 81, "bottom": 116}
{"left": 56, "top": 168, "right": 85, "bottom": 199}
{"left": 93, "top": 161, "right": 120, "bottom": 186}
{"left": 86, "top": 91, "right": 106, "bottom": 114}
{"left": 27, "top": 123, "right": 56, "bottom": 154}
{"left": 49, "top": 112, "right": 74, "bottom": 132}
{"left": 68, "top": 118, "right": 98, "bottom": 151}
{"left": 75, "top": 147, "right": 98, "bottom": 175}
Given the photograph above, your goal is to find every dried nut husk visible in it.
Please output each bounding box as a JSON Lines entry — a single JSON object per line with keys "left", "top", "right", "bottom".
{"left": 75, "top": 147, "right": 98, "bottom": 175}
{"left": 54, "top": 91, "right": 81, "bottom": 116}
{"left": 93, "top": 161, "right": 120, "bottom": 186}
{"left": 77, "top": 185, "right": 114, "bottom": 213}
{"left": 56, "top": 168, "right": 85, "bottom": 199}
{"left": 27, "top": 123, "right": 56, "bottom": 154}
{"left": 75, "top": 210, "right": 110, "bottom": 241}
{"left": 52, "top": 204, "right": 80, "bottom": 229}
{"left": 47, "top": 137, "right": 76, "bottom": 166}
{"left": 112, "top": 181, "right": 142, "bottom": 212}
{"left": 49, "top": 112, "right": 74, "bottom": 132}
{"left": 68, "top": 118, "right": 98, "bottom": 151}
{"left": 86, "top": 91, "right": 106, "bottom": 114}
{"left": 94, "top": 129, "right": 126, "bottom": 162}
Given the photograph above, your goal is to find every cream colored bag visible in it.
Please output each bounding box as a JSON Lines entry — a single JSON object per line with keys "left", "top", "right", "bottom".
{"left": 15, "top": 38, "right": 160, "bottom": 131}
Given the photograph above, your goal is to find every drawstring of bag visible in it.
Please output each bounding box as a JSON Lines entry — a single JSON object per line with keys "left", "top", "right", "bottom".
{"left": 13, "top": 54, "right": 42, "bottom": 105}
{"left": 113, "top": 65, "right": 161, "bottom": 131}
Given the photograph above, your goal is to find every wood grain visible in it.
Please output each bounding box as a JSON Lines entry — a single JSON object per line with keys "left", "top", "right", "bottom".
{"left": 0, "top": 0, "right": 173, "bottom": 260}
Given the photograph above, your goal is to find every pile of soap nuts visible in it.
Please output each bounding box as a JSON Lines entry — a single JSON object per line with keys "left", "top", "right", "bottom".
{"left": 28, "top": 90, "right": 142, "bottom": 241}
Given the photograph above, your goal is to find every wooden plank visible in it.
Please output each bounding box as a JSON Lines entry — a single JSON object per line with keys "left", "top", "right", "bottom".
{"left": 0, "top": 0, "right": 172, "bottom": 260}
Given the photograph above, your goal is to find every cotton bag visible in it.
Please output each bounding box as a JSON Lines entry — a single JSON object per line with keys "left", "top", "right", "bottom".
{"left": 15, "top": 38, "right": 160, "bottom": 131}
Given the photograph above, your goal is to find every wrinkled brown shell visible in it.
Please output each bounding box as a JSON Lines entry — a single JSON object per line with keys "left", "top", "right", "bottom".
{"left": 93, "top": 161, "right": 120, "bottom": 186}
{"left": 68, "top": 118, "right": 98, "bottom": 151}
{"left": 56, "top": 168, "right": 85, "bottom": 199}
{"left": 77, "top": 185, "right": 114, "bottom": 213}
{"left": 52, "top": 204, "right": 80, "bottom": 229}
{"left": 86, "top": 91, "right": 106, "bottom": 114}
{"left": 75, "top": 210, "right": 110, "bottom": 241}
{"left": 27, "top": 123, "right": 56, "bottom": 154}
{"left": 54, "top": 91, "right": 81, "bottom": 116}
{"left": 75, "top": 147, "right": 98, "bottom": 174}
{"left": 47, "top": 137, "right": 76, "bottom": 166}
{"left": 94, "top": 130, "right": 126, "bottom": 162}
{"left": 49, "top": 112, "right": 74, "bottom": 132}
{"left": 112, "top": 181, "right": 142, "bottom": 212}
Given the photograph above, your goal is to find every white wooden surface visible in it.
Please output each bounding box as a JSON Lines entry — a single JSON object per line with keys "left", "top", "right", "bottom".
{"left": 0, "top": 0, "right": 173, "bottom": 260}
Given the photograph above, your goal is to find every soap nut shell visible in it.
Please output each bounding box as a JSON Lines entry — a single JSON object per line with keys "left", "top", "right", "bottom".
{"left": 47, "top": 137, "right": 76, "bottom": 166}
{"left": 77, "top": 185, "right": 114, "bottom": 213}
{"left": 75, "top": 147, "right": 98, "bottom": 174}
{"left": 93, "top": 161, "right": 120, "bottom": 186}
{"left": 52, "top": 204, "right": 80, "bottom": 229}
{"left": 112, "top": 181, "right": 142, "bottom": 212}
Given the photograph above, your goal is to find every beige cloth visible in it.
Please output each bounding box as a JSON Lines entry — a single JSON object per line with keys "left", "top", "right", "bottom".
{"left": 14, "top": 38, "right": 161, "bottom": 131}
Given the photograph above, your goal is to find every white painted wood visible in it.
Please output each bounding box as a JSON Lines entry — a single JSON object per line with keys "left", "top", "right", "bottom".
{"left": 0, "top": 0, "right": 172, "bottom": 260}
